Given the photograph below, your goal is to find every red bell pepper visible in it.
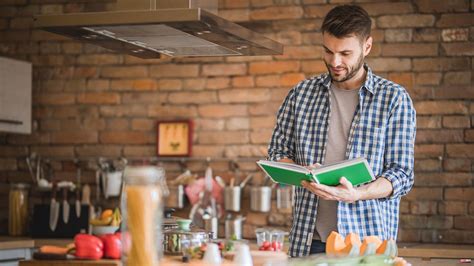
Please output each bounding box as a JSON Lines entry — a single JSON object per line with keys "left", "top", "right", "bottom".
{"left": 100, "top": 233, "right": 122, "bottom": 259}
{"left": 74, "top": 234, "right": 103, "bottom": 260}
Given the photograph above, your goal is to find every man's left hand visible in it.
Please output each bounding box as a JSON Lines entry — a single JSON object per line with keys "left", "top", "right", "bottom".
{"left": 301, "top": 177, "right": 360, "bottom": 203}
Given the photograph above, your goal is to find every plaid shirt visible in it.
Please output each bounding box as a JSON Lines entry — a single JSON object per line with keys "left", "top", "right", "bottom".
{"left": 268, "top": 65, "right": 416, "bottom": 257}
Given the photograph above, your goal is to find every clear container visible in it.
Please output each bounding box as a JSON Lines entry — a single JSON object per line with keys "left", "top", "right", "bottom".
{"left": 255, "top": 228, "right": 287, "bottom": 252}
{"left": 9, "top": 183, "right": 29, "bottom": 236}
{"left": 121, "top": 166, "right": 167, "bottom": 266}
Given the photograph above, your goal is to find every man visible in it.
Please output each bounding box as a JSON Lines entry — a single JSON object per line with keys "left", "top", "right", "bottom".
{"left": 267, "top": 5, "right": 416, "bottom": 257}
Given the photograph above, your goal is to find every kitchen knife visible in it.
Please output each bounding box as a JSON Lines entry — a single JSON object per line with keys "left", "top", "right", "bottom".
{"left": 75, "top": 165, "right": 81, "bottom": 218}
{"left": 62, "top": 187, "right": 70, "bottom": 224}
{"left": 49, "top": 184, "right": 59, "bottom": 232}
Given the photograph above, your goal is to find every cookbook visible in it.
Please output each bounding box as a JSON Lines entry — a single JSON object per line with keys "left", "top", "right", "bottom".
{"left": 257, "top": 157, "right": 375, "bottom": 187}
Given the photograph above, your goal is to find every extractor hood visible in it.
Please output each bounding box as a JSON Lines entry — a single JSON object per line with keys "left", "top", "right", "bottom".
{"left": 34, "top": 0, "right": 283, "bottom": 58}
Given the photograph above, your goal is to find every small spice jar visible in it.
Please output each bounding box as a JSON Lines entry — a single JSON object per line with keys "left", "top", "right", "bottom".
{"left": 9, "top": 183, "right": 30, "bottom": 236}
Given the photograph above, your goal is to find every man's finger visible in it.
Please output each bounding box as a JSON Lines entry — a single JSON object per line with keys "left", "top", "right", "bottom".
{"left": 339, "top": 176, "right": 353, "bottom": 188}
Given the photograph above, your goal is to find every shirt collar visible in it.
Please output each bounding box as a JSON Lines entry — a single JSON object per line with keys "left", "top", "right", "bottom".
{"left": 319, "top": 64, "right": 375, "bottom": 95}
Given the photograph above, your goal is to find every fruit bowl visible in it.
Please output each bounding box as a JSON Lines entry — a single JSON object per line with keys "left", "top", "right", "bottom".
{"left": 91, "top": 225, "right": 119, "bottom": 236}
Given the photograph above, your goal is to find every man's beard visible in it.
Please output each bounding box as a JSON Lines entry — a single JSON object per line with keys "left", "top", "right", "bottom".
{"left": 325, "top": 52, "right": 365, "bottom": 83}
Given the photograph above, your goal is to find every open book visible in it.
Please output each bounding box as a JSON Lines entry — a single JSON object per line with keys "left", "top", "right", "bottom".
{"left": 257, "top": 157, "right": 375, "bottom": 187}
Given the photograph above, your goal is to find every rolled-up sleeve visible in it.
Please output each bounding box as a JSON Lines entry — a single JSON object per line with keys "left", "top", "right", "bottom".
{"left": 381, "top": 90, "right": 417, "bottom": 199}
{"left": 267, "top": 88, "right": 296, "bottom": 161}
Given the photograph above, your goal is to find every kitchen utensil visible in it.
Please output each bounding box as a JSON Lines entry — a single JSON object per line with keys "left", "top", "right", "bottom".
{"left": 234, "top": 242, "right": 253, "bottom": 265}
{"left": 49, "top": 184, "right": 59, "bottom": 232}
{"left": 25, "top": 157, "right": 36, "bottom": 183}
{"left": 75, "top": 161, "right": 81, "bottom": 218}
{"left": 81, "top": 184, "right": 90, "bottom": 204}
{"left": 163, "top": 222, "right": 210, "bottom": 255}
{"left": 91, "top": 225, "right": 119, "bottom": 235}
{"left": 102, "top": 171, "right": 123, "bottom": 198}
{"left": 225, "top": 214, "right": 245, "bottom": 240}
{"left": 62, "top": 187, "right": 70, "bottom": 224}
{"left": 277, "top": 185, "right": 293, "bottom": 209}
{"left": 239, "top": 174, "right": 253, "bottom": 189}
{"left": 203, "top": 212, "right": 218, "bottom": 239}
{"left": 224, "top": 186, "right": 241, "bottom": 212}
{"left": 250, "top": 186, "right": 272, "bottom": 212}
{"left": 215, "top": 175, "right": 226, "bottom": 188}
{"left": 8, "top": 183, "right": 29, "bottom": 236}
{"left": 165, "top": 184, "right": 185, "bottom": 209}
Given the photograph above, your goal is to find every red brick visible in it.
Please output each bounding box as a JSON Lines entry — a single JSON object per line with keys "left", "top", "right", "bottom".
{"left": 417, "top": 116, "right": 441, "bottom": 129}
{"left": 397, "top": 229, "right": 421, "bottom": 242}
{"left": 226, "top": 117, "right": 250, "bottom": 130}
{"left": 10, "top": 17, "right": 32, "bottom": 29}
{"left": 439, "top": 201, "right": 467, "bottom": 215}
{"left": 0, "top": 146, "right": 28, "bottom": 157}
{"left": 198, "top": 104, "right": 247, "bottom": 118}
{"left": 131, "top": 119, "right": 155, "bottom": 131}
{"left": 413, "top": 28, "right": 440, "bottom": 42}
{"left": 416, "top": 129, "right": 464, "bottom": 143}
{"left": 37, "top": 93, "right": 75, "bottom": 105}
{"left": 415, "top": 0, "right": 469, "bottom": 13}
{"left": 40, "top": 42, "right": 61, "bottom": 54}
{"left": 256, "top": 75, "right": 280, "bottom": 87}
{"left": 51, "top": 131, "right": 98, "bottom": 144}
{"left": 443, "top": 158, "right": 471, "bottom": 172}
{"left": 454, "top": 216, "right": 474, "bottom": 230}
{"left": 202, "top": 63, "right": 246, "bottom": 76}
{"left": 414, "top": 173, "right": 472, "bottom": 187}
{"left": 101, "top": 66, "right": 147, "bottom": 78}
{"left": 232, "top": 76, "right": 254, "bottom": 87}
{"left": 51, "top": 106, "right": 99, "bottom": 119}
{"left": 0, "top": 159, "right": 17, "bottom": 171}
{"left": 436, "top": 14, "right": 474, "bottom": 28}
{"left": 150, "top": 64, "right": 199, "bottom": 78}
{"left": 123, "top": 146, "right": 157, "bottom": 157}
{"left": 400, "top": 215, "right": 428, "bottom": 229}
{"left": 169, "top": 91, "right": 217, "bottom": 104}
{"left": 75, "top": 145, "right": 122, "bottom": 157}
{"left": 100, "top": 131, "right": 153, "bottom": 144}
{"left": 405, "top": 187, "right": 443, "bottom": 200}
{"left": 106, "top": 119, "right": 129, "bottom": 130}
{"left": 443, "top": 71, "right": 471, "bottom": 85}
{"left": 192, "top": 145, "right": 225, "bottom": 157}
{"left": 218, "top": 88, "right": 270, "bottom": 103}
{"left": 29, "top": 146, "right": 74, "bottom": 157}
{"left": 301, "top": 60, "right": 327, "bottom": 74}
{"left": 365, "top": 58, "right": 411, "bottom": 72}
{"left": 272, "top": 31, "right": 302, "bottom": 45}
{"left": 442, "top": 116, "right": 471, "bottom": 128}
{"left": 360, "top": 2, "right": 414, "bottom": 15}
{"left": 442, "top": 43, "right": 474, "bottom": 56}
{"left": 427, "top": 216, "right": 454, "bottom": 229}
{"left": 148, "top": 105, "right": 197, "bottom": 117}
{"left": 441, "top": 28, "right": 469, "bottom": 42}
{"left": 199, "top": 131, "right": 249, "bottom": 144}
{"left": 276, "top": 46, "right": 322, "bottom": 60}
{"left": 250, "top": 129, "right": 273, "bottom": 144}
{"left": 388, "top": 73, "right": 413, "bottom": 89}
{"left": 218, "top": 9, "right": 249, "bottom": 22}
{"left": 302, "top": 32, "right": 322, "bottom": 45}
{"left": 415, "top": 72, "right": 442, "bottom": 85}
{"left": 77, "top": 92, "right": 120, "bottom": 104}
{"left": 158, "top": 79, "right": 182, "bottom": 91}
{"left": 100, "top": 105, "right": 147, "bottom": 117}
{"left": 224, "top": 145, "right": 267, "bottom": 158}
{"left": 466, "top": 129, "right": 474, "bottom": 142}
{"left": 248, "top": 102, "right": 280, "bottom": 115}
{"left": 410, "top": 201, "right": 437, "bottom": 215}
{"left": 413, "top": 57, "right": 469, "bottom": 71}
{"left": 425, "top": 230, "right": 474, "bottom": 244}
{"left": 206, "top": 77, "right": 230, "bottom": 90}
{"left": 77, "top": 54, "right": 120, "bottom": 65}
{"left": 384, "top": 29, "right": 413, "bottom": 43}
{"left": 122, "top": 92, "right": 167, "bottom": 104}
{"left": 250, "top": 116, "right": 275, "bottom": 129}
{"left": 382, "top": 43, "right": 438, "bottom": 57}
{"left": 414, "top": 159, "right": 441, "bottom": 172}
{"left": 249, "top": 61, "right": 300, "bottom": 74}
{"left": 40, "top": 4, "right": 62, "bottom": 14}
{"left": 445, "top": 188, "right": 474, "bottom": 200}
{"left": 31, "top": 55, "right": 64, "bottom": 66}
{"left": 377, "top": 15, "right": 435, "bottom": 28}
{"left": 303, "top": 5, "right": 334, "bottom": 18}
{"left": 73, "top": 66, "right": 98, "bottom": 78}
{"left": 87, "top": 79, "right": 109, "bottom": 90}
{"left": 182, "top": 78, "right": 205, "bottom": 90}
{"left": 446, "top": 144, "right": 474, "bottom": 158}
{"left": 62, "top": 42, "right": 82, "bottom": 54}
{"left": 280, "top": 73, "right": 305, "bottom": 87}
{"left": 250, "top": 6, "right": 303, "bottom": 20}
{"left": 415, "top": 101, "right": 468, "bottom": 115}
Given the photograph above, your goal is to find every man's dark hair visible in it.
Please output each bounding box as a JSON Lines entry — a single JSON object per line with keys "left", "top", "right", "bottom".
{"left": 321, "top": 5, "right": 371, "bottom": 40}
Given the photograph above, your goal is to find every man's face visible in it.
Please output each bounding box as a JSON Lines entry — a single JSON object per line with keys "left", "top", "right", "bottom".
{"left": 322, "top": 33, "right": 372, "bottom": 82}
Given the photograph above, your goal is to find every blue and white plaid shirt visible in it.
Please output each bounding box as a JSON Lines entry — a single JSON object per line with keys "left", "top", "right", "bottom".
{"left": 268, "top": 65, "right": 416, "bottom": 257}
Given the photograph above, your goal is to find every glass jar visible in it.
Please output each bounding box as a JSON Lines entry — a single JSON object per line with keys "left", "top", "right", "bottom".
{"left": 9, "top": 183, "right": 30, "bottom": 236}
{"left": 121, "top": 166, "right": 166, "bottom": 266}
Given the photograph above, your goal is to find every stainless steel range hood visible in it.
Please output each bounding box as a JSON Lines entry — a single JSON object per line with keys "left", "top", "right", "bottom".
{"left": 34, "top": 0, "right": 283, "bottom": 58}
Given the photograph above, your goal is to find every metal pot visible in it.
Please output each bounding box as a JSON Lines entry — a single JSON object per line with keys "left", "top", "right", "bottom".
{"left": 165, "top": 185, "right": 185, "bottom": 209}
{"left": 224, "top": 186, "right": 241, "bottom": 212}
{"left": 163, "top": 227, "right": 210, "bottom": 255}
{"left": 225, "top": 215, "right": 245, "bottom": 240}
{"left": 276, "top": 185, "right": 293, "bottom": 209}
{"left": 250, "top": 186, "right": 272, "bottom": 212}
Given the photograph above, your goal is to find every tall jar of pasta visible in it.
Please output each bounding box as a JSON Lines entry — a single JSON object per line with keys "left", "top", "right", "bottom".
{"left": 9, "top": 183, "right": 30, "bottom": 236}
{"left": 121, "top": 166, "right": 167, "bottom": 266}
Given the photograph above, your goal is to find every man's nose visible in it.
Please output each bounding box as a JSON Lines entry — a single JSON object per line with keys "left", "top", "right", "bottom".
{"left": 330, "top": 54, "right": 342, "bottom": 66}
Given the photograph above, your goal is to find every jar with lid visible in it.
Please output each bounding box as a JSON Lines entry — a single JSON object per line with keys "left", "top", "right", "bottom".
{"left": 9, "top": 183, "right": 30, "bottom": 236}
{"left": 121, "top": 166, "right": 167, "bottom": 266}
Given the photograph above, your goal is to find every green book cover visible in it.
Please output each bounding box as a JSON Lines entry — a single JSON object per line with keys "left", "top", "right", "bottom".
{"left": 257, "top": 157, "right": 375, "bottom": 187}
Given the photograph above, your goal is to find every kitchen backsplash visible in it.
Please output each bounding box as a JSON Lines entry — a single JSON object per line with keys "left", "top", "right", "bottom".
{"left": 0, "top": 0, "right": 473, "bottom": 243}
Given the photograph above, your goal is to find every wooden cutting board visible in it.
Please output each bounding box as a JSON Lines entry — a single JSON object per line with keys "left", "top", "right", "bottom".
{"left": 19, "top": 260, "right": 121, "bottom": 266}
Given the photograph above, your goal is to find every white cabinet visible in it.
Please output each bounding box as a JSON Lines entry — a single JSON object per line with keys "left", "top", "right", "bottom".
{"left": 0, "top": 56, "right": 32, "bottom": 134}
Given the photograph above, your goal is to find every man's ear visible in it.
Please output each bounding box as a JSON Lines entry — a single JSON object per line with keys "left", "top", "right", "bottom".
{"left": 364, "top": 36, "right": 373, "bottom": 56}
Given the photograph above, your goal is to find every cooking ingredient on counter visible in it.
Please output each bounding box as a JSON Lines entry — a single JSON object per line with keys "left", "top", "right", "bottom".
{"left": 289, "top": 254, "right": 409, "bottom": 266}
{"left": 38, "top": 244, "right": 74, "bottom": 255}
{"left": 90, "top": 208, "right": 121, "bottom": 226}
{"left": 326, "top": 231, "right": 399, "bottom": 258}
{"left": 100, "top": 233, "right": 122, "bottom": 259}
{"left": 8, "top": 183, "right": 29, "bottom": 236}
{"left": 255, "top": 228, "right": 288, "bottom": 252}
{"left": 74, "top": 233, "right": 104, "bottom": 260}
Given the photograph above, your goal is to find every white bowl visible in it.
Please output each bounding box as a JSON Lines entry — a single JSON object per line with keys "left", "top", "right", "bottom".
{"left": 91, "top": 225, "right": 119, "bottom": 236}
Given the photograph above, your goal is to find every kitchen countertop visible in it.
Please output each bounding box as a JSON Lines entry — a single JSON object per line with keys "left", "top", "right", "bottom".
{"left": 0, "top": 236, "right": 71, "bottom": 250}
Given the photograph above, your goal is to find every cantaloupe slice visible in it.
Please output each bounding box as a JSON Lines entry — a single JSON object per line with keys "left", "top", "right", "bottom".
{"left": 326, "top": 231, "right": 346, "bottom": 255}
{"left": 359, "top": 236, "right": 382, "bottom": 255}
{"left": 376, "top": 238, "right": 398, "bottom": 258}
{"left": 339, "top": 233, "right": 361, "bottom": 256}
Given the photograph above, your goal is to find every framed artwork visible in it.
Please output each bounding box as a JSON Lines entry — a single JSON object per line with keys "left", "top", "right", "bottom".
{"left": 156, "top": 120, "right": 193, "bottom": 157}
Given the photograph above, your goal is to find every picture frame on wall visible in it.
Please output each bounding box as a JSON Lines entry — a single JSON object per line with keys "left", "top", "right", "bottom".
{"left": 156, "top": 120, "right": 193, "bottom": 157}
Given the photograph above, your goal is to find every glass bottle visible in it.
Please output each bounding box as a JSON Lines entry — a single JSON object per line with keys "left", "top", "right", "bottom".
{"left": 121, "top": 166, "right": 167, "bottom": 266}
{"left": 9, "top": 183, "right": 30, "bottom": 236}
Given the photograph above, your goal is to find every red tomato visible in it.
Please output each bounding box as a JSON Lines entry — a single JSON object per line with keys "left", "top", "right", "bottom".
{"left": 262, "top": 241, "right": 270, "bottom": 249}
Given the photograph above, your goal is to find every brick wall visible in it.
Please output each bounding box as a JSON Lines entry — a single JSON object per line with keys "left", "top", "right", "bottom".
{"left": 0, "top": 0, "right": 473, "bottom": 243}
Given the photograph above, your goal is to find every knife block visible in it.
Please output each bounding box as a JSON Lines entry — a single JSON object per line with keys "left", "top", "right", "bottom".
{"left": 30, "top": 204, "right": 90, "bottom": 238}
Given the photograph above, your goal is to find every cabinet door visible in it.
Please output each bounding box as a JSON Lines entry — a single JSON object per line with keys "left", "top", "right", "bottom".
{"left": 0, "top": 56, "right": 32, "bottom": 134}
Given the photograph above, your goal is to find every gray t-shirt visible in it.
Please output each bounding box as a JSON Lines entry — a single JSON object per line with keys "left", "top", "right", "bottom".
{"left": 313, "top": 83, "right": 360, "bottom": 241}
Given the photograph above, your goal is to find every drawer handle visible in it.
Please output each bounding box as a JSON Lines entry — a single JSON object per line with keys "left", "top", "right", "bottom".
{"left": 0, "top": 119, "right": 23, "bottom": 125}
